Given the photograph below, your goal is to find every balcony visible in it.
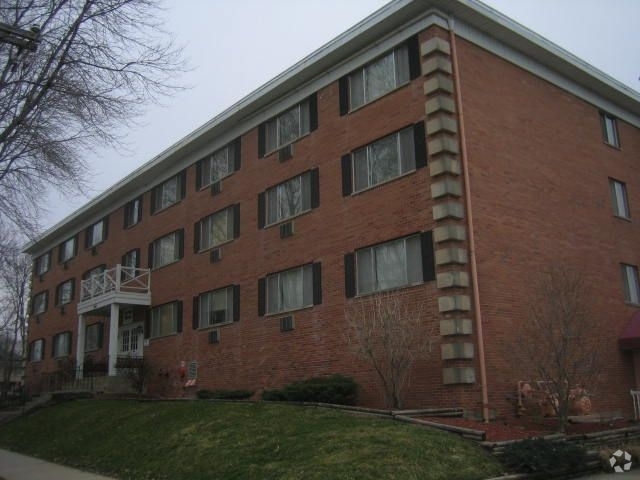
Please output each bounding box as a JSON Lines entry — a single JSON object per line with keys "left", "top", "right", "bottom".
{"left": 77, "top": 265, "right": 151, "bottom": 315}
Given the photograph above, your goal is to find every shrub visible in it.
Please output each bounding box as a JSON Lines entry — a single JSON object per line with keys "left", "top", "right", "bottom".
{"left": 261, "top": 375, "right": 358, "bottom": 405}
{"left": 196, "top": 389, "right": 254, "bottom": 400}
{"left": 501, "top": 438, "right": 586, "bottom": 474}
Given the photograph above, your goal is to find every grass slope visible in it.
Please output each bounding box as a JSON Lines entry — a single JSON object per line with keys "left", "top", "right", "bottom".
{"left": 0, "top": 400, "right": 501, "bottom": 480}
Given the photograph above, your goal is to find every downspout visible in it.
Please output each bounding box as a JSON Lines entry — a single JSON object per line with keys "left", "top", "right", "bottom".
{"left": 448, "top": 17, "right": 490, "bottom": 423}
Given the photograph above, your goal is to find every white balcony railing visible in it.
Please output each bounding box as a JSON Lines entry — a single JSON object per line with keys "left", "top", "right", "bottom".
{"left": 80, "top": 265, "right": 151, "bottom": 302}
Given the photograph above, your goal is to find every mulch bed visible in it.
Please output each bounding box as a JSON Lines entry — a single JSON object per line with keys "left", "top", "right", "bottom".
{"left": 419, "top": 416, "right": 635, "bottom": 442}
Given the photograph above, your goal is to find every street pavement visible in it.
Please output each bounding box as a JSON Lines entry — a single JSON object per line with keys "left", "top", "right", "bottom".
{"left": 0, "top": 449, "right": 115, "bottom": 480}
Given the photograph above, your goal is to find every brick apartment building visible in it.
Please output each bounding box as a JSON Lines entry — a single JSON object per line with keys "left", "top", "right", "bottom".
{"left": 23, "top": 0, "right": 640, "bottom": 419}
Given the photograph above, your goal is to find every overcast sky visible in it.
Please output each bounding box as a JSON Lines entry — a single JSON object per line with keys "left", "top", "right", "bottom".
{"left": 42, "top": 0, "right": 640, "bottom": 230}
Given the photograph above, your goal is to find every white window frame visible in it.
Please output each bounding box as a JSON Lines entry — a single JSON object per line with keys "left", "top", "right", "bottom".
{"left": 30, "top": 339, "right": 44, "bottom": 362}
{"left": 266, "top": 264, "right": 313, "bottom": 315}
{"left": 125, "top": 197, "right": 142, "bottom": 228}
{"left": 602, "top": 113, "right": 620, "bottom": 147}
{"left": 352, "top": 126, "right": 415, "bottom": 193}
{"left": 622, "top": 264, "right": 640, "bottom": 305}
{"left": 199, "top": 144, "right": 235, "bottom": 189}
{"left": 349, "top": 44, "right": 410, "bottom": 110}
{"left": 355, "top": 234, "right": 423, "bottom": 295}
{"left": 85, "top": 323, "right": 101, "bottom": 352}
{"left": 264, "top": 99, "right": 311, "bottom": 154}
{"left": 151, "top": 302, "right": 179, "bottom": 338}
{"left": 57, "top": 279, "right": 74, "bottom": 306}
{"left": 60, "top": 236, "right": 77, "bottom": 263}
{"left": 53, "top": 332, "right": 71, "bottom": 358}
{"left": 36, "top": 252, "right": 51, "bottom": 276}
{"left": 198, "top": 207, "right": 234, "bottom": 252}
{"left": 152, "top": 231, "right": 181, "bottom": 269}
{"left": 153, "top": 175, "right": 181, "bottom": 212}
{"left": 265, "top": 172, "right": 311, "bottom": 226}
{"left": 610, "top": 179, "right": 630, "bottom": 219}
{"left": 32, "top": 291, "right": 47, "bottom": 315}
{"left": 87, "top": 219, "right": 106, "bottom": 248}
{"left": 122, "top": 249, "right": 139, "bottom": 269}
{"left": 198, "top": 286, "right": 234, "bottom": 328}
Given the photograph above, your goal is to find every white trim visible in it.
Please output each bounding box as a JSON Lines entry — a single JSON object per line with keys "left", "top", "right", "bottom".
{"left": 24, "top": 0, "right": 640, "bottom": 255}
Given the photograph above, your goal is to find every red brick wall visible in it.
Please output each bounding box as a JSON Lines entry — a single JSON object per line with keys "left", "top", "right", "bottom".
{"left": 25, "top": 23, "right": 640, "bottom": 419}
{"left": 458, "top": 35, "right": 640, "bottom": 417}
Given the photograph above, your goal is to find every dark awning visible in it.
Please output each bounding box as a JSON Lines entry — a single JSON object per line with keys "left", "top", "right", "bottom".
{"left": 619, "top": 311, "right": 640, "bottom": 350}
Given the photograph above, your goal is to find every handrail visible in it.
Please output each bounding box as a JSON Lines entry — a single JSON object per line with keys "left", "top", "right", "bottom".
{"left": 80, "top": 265, "right": 151, "bottom": 301}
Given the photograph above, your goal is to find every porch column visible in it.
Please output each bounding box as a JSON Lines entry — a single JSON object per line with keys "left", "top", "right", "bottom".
{"left": 76, "top": 314, "right": 86, "bottom": 379}
{"left": 108, "top": 303, "right": 120, "bottom": 376}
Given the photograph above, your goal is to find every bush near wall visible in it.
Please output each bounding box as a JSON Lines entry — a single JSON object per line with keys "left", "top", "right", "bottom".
{"left": 262, "top": 375, "right": 359, "bottom": 405}
{"left": 500, "top": 438, "right": 587, "bottom": 474}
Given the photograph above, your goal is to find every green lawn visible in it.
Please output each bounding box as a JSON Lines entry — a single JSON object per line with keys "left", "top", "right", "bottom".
{"left": 0, "top": 400, "right": 502, "bottom": 480}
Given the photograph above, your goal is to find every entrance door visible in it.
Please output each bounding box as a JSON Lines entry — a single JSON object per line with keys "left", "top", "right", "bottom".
{"left": 118, "top": 323, "right": 143, "bottom": 357}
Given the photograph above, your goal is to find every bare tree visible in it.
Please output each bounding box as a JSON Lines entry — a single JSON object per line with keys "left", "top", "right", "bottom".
{"left": 345, "top": 291, "right": 434, "bottom": 409}
{"left": 0, "top": 0, "right": 185, "bottom": 235}
{"left": 0, "top": 240, "right": 30, "bottom": 401}
{"left": 515, "top": 265, "right": 602, "bottom": 432}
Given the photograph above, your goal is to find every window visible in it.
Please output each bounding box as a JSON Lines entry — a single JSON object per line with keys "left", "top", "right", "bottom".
{"left": 196, "top": 139, "right": 241, "bottom": 190}
{"left": 56, "top": 279, "right": 75, "bottom": 306}
{"left": 85, "top": 217, "right": 108, "bottom": 248}
{"left": 58, "top": 236, "right": 77, "bottom": 263}
{"left": 53, "top": 332, "right": 72, "bottom": 358}
{"left": 32, "top": 291, "right": 48, "bottom": 315}
{"left": 601, "top": 112, "right": 620, "bottom": 147}
{"left": 151, "top": 172, "right": 185, "bottom": 214}
{"left": 258, "top": 94, "right": 318, "bottom": 156}
{"left": 345, "top": 232, "right": 435, "bottom": 297}
{"left": 195, "top": 205, "right": 239, "bottom": 252}
{"left": 122, "top": 248, "right": 140, "bottom": 270}
{"left": 30, "top": 339, "right": 44, "bottom": 362}
{"left": 259, "top": 263, "right": 322, "bottom": 316}
{"left": 82, "top": 265, "right": 106, "bottom": 298}
{"left": 35, "top": 252, "right": 51, "bottom": 276}
{"left": 610, "top": 179, "right": 630, "bottom": 219}
{"left": 258, "top": 169, "right": 319, "bottom": 228}
{"left": 196, "top": 286, "right": 238, "bottom": 328}
{"left": 150, "top": 301, "right": 182, "bottom": 338}
{"left": 342, "top": 123, "right": 426, "bottom": 196}
{"left": 149, "top": 230, "right": 183, "bottom": 269}
{"left": 85, "top": 323, "right": 103, "bottom": 352}
{"left": 339, "top": 37, "right": 419, "bottom": 114}
{"left": 124, "top": 197, "right": 143, "bottom": 228}
{"left": 622, "top": 264, "right": 640, "bottom": 304}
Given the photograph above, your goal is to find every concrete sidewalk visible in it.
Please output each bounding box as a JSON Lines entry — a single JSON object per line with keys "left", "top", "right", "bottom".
{"left": 0, "top": 449, "right": 115, "bottom": 480}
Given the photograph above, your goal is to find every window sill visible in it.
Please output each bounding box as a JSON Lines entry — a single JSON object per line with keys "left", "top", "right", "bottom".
{"left": 197, "top": 172, "right": 234, "bottom": 192}
{"left": 263, "top": 131, "right": 311, "bottom": 158}
{"left": 263, "top": 208, "right": 313, "bottom": 229}
{"left": 197, "top": 238, "right": 234, "bottom": 254}
{"left": 613, "top": 214, "right": 631, "bottom": 223}
{"left": 124, "top": 221, "right": 142, "bottom": 230}
{"left": 198, "top": 320, "right": 234, "bottom": 331}
{"left": 151, "top": 200, "right": 182, "bottom": 216}
{"left": 347, "top": 81, "right": 410, "bottom": 115}
{"left": 625, "top": 301, "right": 640, "bottom": 308}
{"left": 603, "top": 141, "right": 622, "bottom": 151}
{"left": 350, "top": 168, "right": 416, "bottom": 197}
{"left": 86, "top": 240, "right": 105, "bottom": 250}
{"left": 354, "top": 281, "right": 425, "bottom": 299}
{"left": 264, "top": 304, "right": 314, "bottom": 318}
